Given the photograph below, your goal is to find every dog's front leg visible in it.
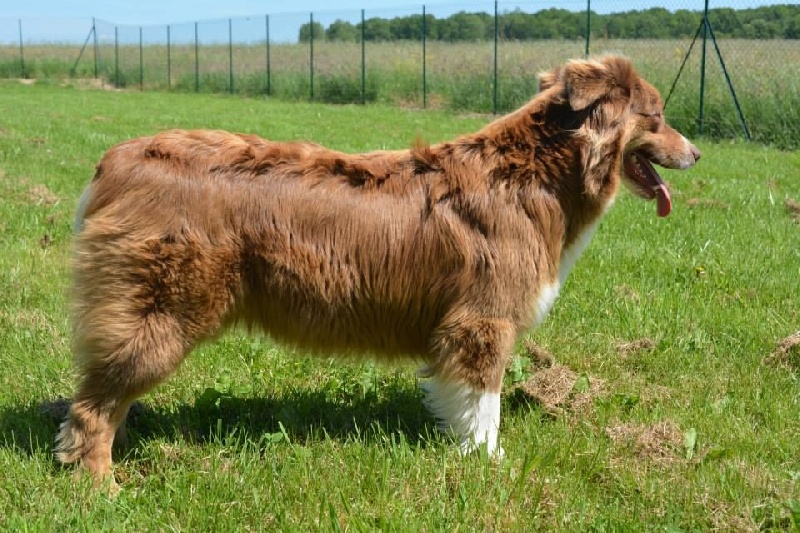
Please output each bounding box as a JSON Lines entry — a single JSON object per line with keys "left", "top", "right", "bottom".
{"left": 422, "top": 317, "right": 515, "bottom": 457}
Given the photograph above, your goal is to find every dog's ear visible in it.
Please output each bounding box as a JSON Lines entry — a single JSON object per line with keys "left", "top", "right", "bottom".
{"left": 537, "top": 66, "right": 561, "bottom": 92}
{"left": 560, "top": 56, "right": 634, "bottom": 111}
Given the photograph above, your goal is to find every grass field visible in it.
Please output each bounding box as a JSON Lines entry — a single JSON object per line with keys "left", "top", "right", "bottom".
{"left": 0, "top": 80, "right": 798, "bottom": 530}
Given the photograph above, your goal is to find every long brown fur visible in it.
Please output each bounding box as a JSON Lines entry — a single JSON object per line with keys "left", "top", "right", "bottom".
{"left": 57, "top": 55, "right": 699, "bottom": 487}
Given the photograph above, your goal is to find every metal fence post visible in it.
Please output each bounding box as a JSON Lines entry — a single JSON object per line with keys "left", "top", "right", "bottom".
{"left": 194, "top": 22, "right": 199, "bottom": 92}
{"left": 585, "top": 0, "right": 591, "bottom": 56}
{"left": 139, "top": 26, "right": 143, "bottom": 91}
{"left": 228, "top": 18, "right": 234, "bottom": 94}
{"left": 18, "top": 19, "right": 26, "bottom": 78}
{"left": 422, "top": 5, "right": 427, "bottom": 109}
{"left": 114, "top": 26, "right": 119, "bottom": 87}
{"left": 698, "top": 0, "right": 708, "bottom": 136}
{"left": 265, "top": 15, "right": 271, "bottom": 96}
{"left": 167, "top": 25, "right": 171, "bottom": 90}
{"left": 493, "top": 0, "right": 498, "bottom": 114}
{"left": 92, "top": 18, "right": 98, "bottom": 79}
{"left": 361, "top": 9, "right": 366, "bottom": 105}
{"left": 309, "top": 12, "right": 315, "bottom": 101}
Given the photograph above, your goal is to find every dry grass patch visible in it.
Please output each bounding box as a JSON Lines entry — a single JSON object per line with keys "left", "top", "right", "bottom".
{"left": 785, "top": 197, "right": 800, "bottom": 222}
{"left": 615, "top": 337, "right": 656, "bottom": 357}
{"left": 695, "top": 492, "right": 758, "bottom": 532}
{"left": 685, "top": 197, "right": 730, "bottom": 209}
{"left": 25, "top": 184, "right": 59, "bottom": 206}
{"left": 521, "top": 339, "right": 555, "bottom": 369}
{"left": 763, "top": 331, "right": 800, "bottom": 370}
{"left": 514, "top": 341, "right": 606, "bottom": 416}
{"left": 606, "top": 420, "right": 684, "bottom": 467}
{"left": 613, "top": 284, "right": 641, "bottom": 302}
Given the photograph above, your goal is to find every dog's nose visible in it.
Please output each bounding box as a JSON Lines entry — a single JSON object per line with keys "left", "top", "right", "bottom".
{"left": 691, "top": 144, "right": 701, "bottom": 162}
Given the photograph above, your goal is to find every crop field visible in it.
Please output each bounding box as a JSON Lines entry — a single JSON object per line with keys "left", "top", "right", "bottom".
{"left": 1, "top": 38, "right": 799, "bottom": 148}
{"left": 0, "top": 80, "right": 798, "bottom": 530}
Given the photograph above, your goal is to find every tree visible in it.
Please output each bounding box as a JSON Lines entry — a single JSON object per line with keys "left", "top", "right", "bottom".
{"left": 299, "top": 21, "right": 325, "bottom": 42}
{"left": 388, "top": 14, "right": 425, "bottom": 40}
{"left": 302, "top": 4, "right": 800, "bottom": 43}
{"left": 437, "top": 11, "right": 489, "bottom": 41}
{"left": 326, "top": 20, "right": 358, "bottom": 42}
{"left": 362, "top": 17, "right": 391, "bottom": 41}
{"left": 786, "top": 14, "right": 800, "bottom": 39}
{"left": 743, "top": 19, "right": 779, "bottom": 39}
{"left": 501, "top": 9, "right": 536, "bottom": 40}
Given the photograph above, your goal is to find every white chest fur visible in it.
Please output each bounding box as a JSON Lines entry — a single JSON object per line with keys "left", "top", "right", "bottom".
{"left": 532, "top": 215, "right": 605, "bottom": 326}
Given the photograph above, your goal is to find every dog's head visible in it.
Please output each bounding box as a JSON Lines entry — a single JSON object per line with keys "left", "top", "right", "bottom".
{"left": 539, "top": 56, "right": 700, "bottom": 217}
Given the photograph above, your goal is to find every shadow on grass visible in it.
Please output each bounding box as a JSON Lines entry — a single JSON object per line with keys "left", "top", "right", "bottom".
{"left": 0, "top": 383, "right": 439, "bottom": 460}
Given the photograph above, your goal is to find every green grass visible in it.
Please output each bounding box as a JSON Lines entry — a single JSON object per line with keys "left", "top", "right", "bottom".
{"left": 0, "top": 81, "right": 798, "bottom": 530}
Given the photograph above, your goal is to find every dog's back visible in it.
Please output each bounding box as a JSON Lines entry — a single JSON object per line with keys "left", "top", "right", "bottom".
{"left": 74, "top": 128, "right": 546, "bottom": 358}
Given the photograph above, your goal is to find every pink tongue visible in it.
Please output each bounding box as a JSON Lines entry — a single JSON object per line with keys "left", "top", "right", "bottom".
{"left": 655, "top": 183, "right": 672, "bottom": 217}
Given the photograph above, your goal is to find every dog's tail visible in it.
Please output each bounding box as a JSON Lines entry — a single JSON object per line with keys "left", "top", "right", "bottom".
{"left": 73, "top": 184, "right": 93, "bottom": 233}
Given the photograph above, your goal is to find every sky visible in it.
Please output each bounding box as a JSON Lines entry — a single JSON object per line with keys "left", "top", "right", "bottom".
{"left": 1, "top": 0, "right": 778, "bottom": 44}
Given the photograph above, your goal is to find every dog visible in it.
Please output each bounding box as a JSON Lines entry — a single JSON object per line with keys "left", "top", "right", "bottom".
{"left": 56, "top": 55, "right": 700, "bottom": 486}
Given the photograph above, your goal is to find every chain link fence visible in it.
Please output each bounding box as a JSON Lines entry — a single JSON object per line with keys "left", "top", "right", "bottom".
{"left": 1, "top": 2, "right": 798, "bottom": 147}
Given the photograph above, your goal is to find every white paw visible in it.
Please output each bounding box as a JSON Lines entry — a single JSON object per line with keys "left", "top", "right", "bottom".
{"left": 459, "top": 436, "right": 504, "bottom": 460}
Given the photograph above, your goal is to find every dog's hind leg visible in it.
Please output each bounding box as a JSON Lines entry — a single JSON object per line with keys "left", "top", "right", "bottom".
{"left": 56, "top": 312, "right": 189, "bottom": 489}
{"left": 422, "top": 317, "right": 516, "bottom": 457}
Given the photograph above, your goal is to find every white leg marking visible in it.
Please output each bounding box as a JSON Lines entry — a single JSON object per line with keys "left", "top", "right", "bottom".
{"left": 421, "top": 375, "right": 503, "bottom": 457}
{"left": 533, "top": 282, "right": 561, "bottom": 326}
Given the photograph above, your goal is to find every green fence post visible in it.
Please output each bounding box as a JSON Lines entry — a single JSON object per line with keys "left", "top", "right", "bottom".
{"left": 698, "top": 0, "right": 708, "bottom": 136}
{"left": 167, "top": 25, "right": 171, "bottom": 90}
{"left": 422, "top": 5, "right": 427, "bottom": 109}
{"left": 265, "top": 15, "right": 271, "bottom": 96}
{"left": 585, "top": 0, "right": 591, "bottom": 56}
{"left": 309, "top": 12, "right": 314, "bottom": 101}
{"left": 18, "top": 19, "right": 26, "bottom": 78}
{"left": 493, "top": 0, "right": 498, "bottom": 114}
{"left": 92, "top": 18, "right": 98, "bottom": 79}
{"left": 361, "top": 9, "right": 366, "bottom": 105}
{"left": 194, "top": 22, "right": 199, "bottom": 92}
{"left": 228, "top": 18, "right": 234, "bottom": 94}
{"left": 139, "top": 26, "right": 143, "bottom": 91}
{"left": 114, "top": 26, "right": 119, "bottom": 87}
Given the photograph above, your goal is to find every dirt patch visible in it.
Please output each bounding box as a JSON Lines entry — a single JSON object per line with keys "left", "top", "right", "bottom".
{"left": 616, "top": 338, "right": 656, "bottom": 356}
{"left": 785, "top": 198, "right": 800, "bottom": 222}
{"left": 522, "top": 339, "right": 555, "bottom": 369}
{"left": 613, "top": 284, "right": 640, "bottom": 303}
{"left": 606, "top": 420, "right": 684, "bottom": 466}
{"left": 764, "top": 331, "right": 800, "bottom": 370}
{"left": 685, "top": 197, "right": 730, "bottom": 209}
{"left": 515, "top": 365, "right": 605, "bottom": 416}
{"left": 26, "top": 184, "right": 59, "bottom": 206}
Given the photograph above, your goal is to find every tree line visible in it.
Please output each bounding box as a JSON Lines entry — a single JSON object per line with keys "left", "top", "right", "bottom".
{"left": 299, "top": 5, "right": 800, "bottom": 42}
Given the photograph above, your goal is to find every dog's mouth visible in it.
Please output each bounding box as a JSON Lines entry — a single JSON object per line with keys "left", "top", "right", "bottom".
{"left": 622, "top": 150, "right": 672, "bottom": 217}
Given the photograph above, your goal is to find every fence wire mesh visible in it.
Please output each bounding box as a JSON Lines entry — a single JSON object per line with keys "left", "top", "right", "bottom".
{"left": 1, "top": 2, "right": 798, "bottom": 148}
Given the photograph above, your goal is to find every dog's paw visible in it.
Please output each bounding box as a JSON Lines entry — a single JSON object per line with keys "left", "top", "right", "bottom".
{"left": 459, "top": 438, "right": 504, "bottom": 460}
